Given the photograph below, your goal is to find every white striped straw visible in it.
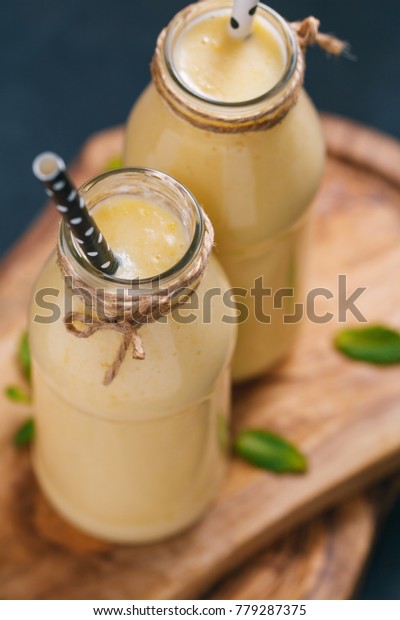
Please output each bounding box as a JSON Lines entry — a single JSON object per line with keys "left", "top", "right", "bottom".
{"left": 229, "top": 0, "right": 258, "bottom": 39}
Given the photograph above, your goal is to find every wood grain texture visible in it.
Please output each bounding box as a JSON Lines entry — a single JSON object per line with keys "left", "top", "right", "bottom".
{"left": 0, "top": 116, "right": 400, "bottom": 600}
{"left": 210, "top": 495, "right": 377, "bottom": 600}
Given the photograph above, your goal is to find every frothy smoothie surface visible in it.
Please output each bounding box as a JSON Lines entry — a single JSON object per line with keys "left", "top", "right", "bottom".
{"left": 91, "top": 195, "right": 189, "bottom": 279}
{"left": 172, "top": 12, "right": 287, "bottom": 103}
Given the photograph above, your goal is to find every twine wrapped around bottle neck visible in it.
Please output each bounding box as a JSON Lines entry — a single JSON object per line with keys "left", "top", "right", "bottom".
{"left": 291, "top": 17, "right": 347, "bottom": 55}
{"left": 57, "top": 209, "right": 214, "bottom": 386}
{"left": 152, "top": 12, "right": 347, "bottom": 133}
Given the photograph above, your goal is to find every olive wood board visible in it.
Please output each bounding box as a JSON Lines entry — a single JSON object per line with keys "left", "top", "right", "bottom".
{"left": 210, "top": 483, "right": 398, "bottom": 601}
{"left": 1, "top": 115, "right": 400, "bottom": 600}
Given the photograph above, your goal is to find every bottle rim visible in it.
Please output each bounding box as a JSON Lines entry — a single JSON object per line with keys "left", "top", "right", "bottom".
{"left": 58, "top": 167, "right": 204, "bottom": 293}
{"left": 163, "top": 0, "right": 298, "bottom": 110}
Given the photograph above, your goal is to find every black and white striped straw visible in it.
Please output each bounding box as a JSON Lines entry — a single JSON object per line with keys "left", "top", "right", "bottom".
{"left": 32, "top": 152, "right": 119, "bottom": 275}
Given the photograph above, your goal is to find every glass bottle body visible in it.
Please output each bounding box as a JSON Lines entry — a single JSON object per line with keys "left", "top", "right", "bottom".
{"left": 125, "top": 85, "right": 324, "bottom": 380}
{"left": 125, "top": 1, "right": 325, "bottom": 380}
{"left": 30, "top": 169, "right": 236, "bottom": 542}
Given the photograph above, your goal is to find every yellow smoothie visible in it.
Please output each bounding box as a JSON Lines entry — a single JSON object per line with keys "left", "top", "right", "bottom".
{"left": 125, "top": 1, "right": 325, "bottom": 381}
{"left": 173, "top": 12, "right": 286, "bottom": 102}
{"left": 93, "top": 195, "right": 188, "bottom": 278}
{"left": 30, "top": 171, "right": 236, "bottom": 543}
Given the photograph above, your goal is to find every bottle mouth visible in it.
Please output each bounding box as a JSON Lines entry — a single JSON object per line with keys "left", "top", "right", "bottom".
{"left": 163, "top": 0, "right": 298, "bottom": 110}
{"left": 59, "top": 168, "right": 204, "bottom": 292}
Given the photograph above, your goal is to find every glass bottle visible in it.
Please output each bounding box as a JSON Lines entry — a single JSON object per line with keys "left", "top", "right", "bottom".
{"left": 125, "top": 0, "right": 325, "bottom": 381}
{"left": 30, "top": 168, "right": 236, "bottom": 543}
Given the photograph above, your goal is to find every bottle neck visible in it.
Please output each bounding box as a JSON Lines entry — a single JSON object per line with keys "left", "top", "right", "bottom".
{"left": 58, "top": 168, "right": 205, "bottom": 298}
{"left": 151, "top": 0, "right": 303, "bottom": 133}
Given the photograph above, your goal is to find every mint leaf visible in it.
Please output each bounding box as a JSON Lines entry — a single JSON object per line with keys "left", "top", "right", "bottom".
{"left": 334, "top": 325, "right": 400, "bottom": 364}
{"left": 5, "top": 385, "right": 31, "bottom": 404}
{"left": 234, "top": 429, "right": 307, "bottom": 474}
{"left": 104, "top": 156, "right": 123, "bottom": 171}
{"left": 14, "top": 418, "right": 35, "bottom": 448}
{"left": 18, "top": 331, "right": 31, "bottom": 383}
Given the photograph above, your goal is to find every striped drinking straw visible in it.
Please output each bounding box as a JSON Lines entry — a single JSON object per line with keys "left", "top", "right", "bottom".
{"left": 33, "top": 152, "right": 119, "bottom": 276}
{"left": 229, "top": 0, "right": 259, "bottom": 38}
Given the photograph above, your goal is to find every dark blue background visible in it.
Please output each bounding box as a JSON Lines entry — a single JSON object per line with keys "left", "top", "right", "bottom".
{"left": 1, "top": 0, "right": 399, "bottom": 599}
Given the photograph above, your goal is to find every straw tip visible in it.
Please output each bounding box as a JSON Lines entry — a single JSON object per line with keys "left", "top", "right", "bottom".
{"left": 32, "top": 151, "right": 66, "bottom": 182}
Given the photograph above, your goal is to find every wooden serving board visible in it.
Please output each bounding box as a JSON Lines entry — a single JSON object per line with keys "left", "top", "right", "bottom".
{"left": 211, "top": 493, "right": 376, "bottom": 600}
{"left": 1, "top": 116, "right": 400, "bottom": 600}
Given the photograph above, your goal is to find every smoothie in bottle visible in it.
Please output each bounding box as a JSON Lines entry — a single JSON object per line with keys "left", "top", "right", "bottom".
{"left": 30, "top": 168, "right": 236, "bottom": 543}
{"left": 125, "top": 1, "right": 328, "bottom": 381}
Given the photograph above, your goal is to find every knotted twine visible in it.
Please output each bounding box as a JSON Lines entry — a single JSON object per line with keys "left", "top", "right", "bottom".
{"left": 152, "top": 12, "right": 348, "bottom": 133}
{"left": 58, "top": 209, "right": 214, "bottom": 386}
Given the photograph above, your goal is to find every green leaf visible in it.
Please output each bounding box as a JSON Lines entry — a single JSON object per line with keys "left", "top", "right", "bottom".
{"left": 234, "top": 429, "right": 307, "bottom": 474}
{"left": 104, "top": 155, "right": 123, "bottom": 171}
{"left": 5, "top": 385, "right": 31, "bottom": 404}
{"left": 18, "top": 331, "right": 31, "bottom": 383}
{"left": 334, "top": 325, "right": 400, "bottom": 364}
{"left": 14, "top": 418, "right": 35, "bottom": 448}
